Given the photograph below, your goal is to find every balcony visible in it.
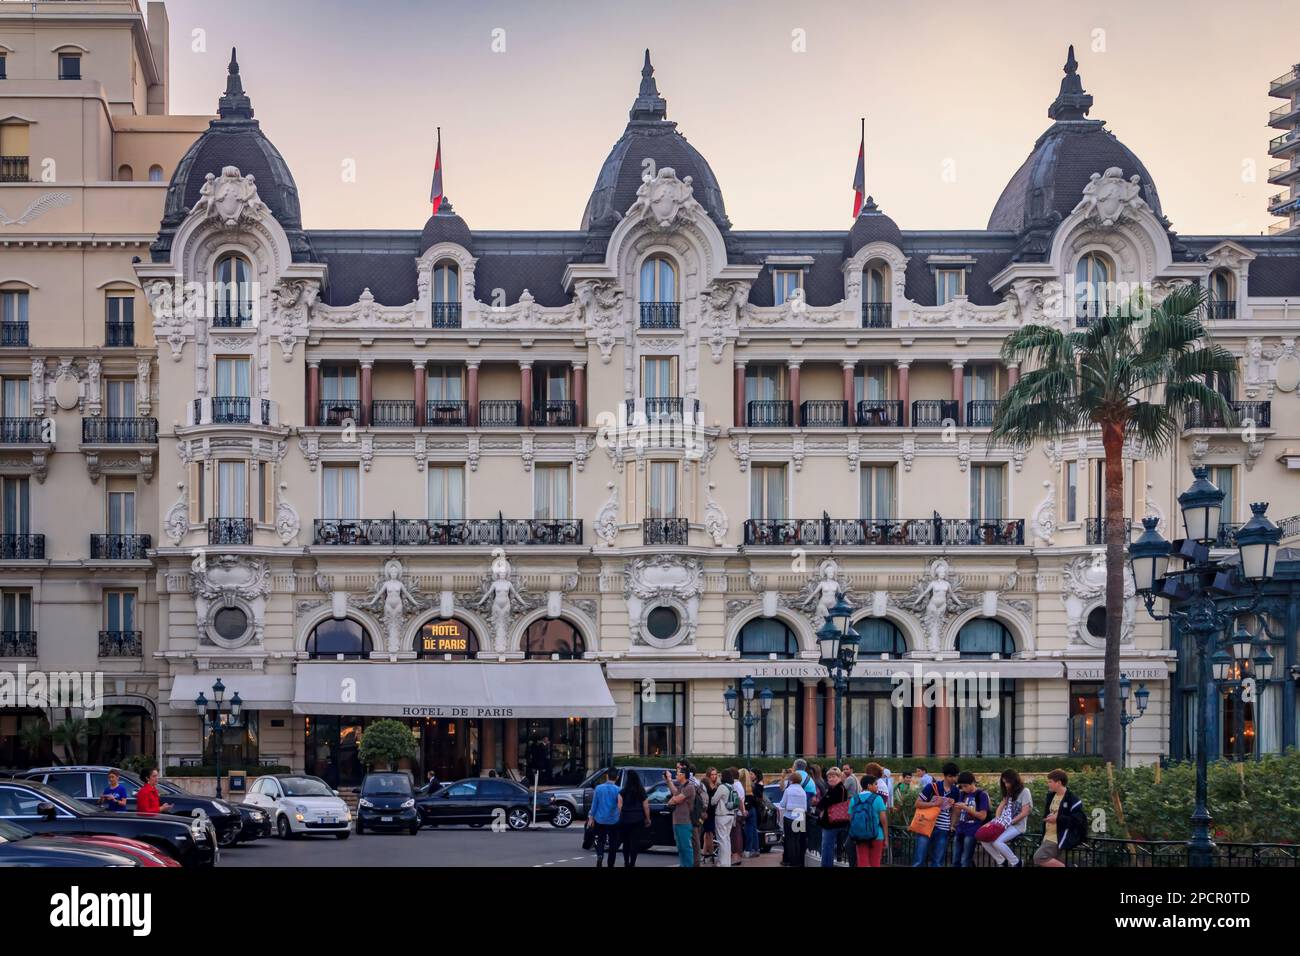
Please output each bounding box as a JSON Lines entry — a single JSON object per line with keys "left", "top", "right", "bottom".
{"left": 862, "top": 302, "right": 892, "bottom": 328}
{"left": 0, "top": 631, "right": 37, "bottom": 657}
{"left": 211, "top": 309, "right": 253, "bottom": 329}
{"left": 747, "top": 400, "right": 793, "bottom": 428}
{"left": 1085, "top": 518, "right": 1133, "bottom": 546}
{"left": 0, "top": 418, "right": 45, "bottom": 443}
{"left": 530, "top": 399, "right": 578, "bottom": 427}
{"left": 312, "top": 514, "right": 583, "bottom": 546}
{"left": 430, "top": 302, "right": 462, "bottom": 328}
{"left": 625, "top": 397, "right": 700, "bottom": 425}
{"left": 371, "top": 400, "right": 416, "bottom": 427}
{"left": 0, "top": 156, "right": 29, "bottom": 183}
{"left": 1269, "top": 101, "right": 1300, "bottom": 127}
{"left": 911, "top": 400, "right": 959, "bottom": 427}
{"left": 479, "top": 400, "right": 522, "bottom": 427}
{"left": 1074, "top": 300, "right": 1107, "bottom": 326}
{"left": 207, "top": 518, "right": 253, "bottom": 545}
{"left": 856, "top": 400, "right": 904, "bottom": 427}
{"left": 1268, "top": 130, "right": 1299, "bottom": 156}
{"left": 1268, "top": 161, "right": 1300, "bottom": 186}
{"left": 190, "top": 397, "right": 273, "bottom": 427}
{"left": 0, "top": 321, "right": 28, "bottom": 346}
{"left": 966, "top": 400, "right": 1000, "bottom": 428}
{"left": 1205, "top": 300, "right": 1237, "bottom": 321}
{"left": 643, "top": 517, "right": 688, "bottom": 546}
{"left": 82, "top": 417, "right": 158, "bottom": 444}
{"left": 0, "top": 534, "right": 45, "bottom": 559}
{"left": 90, "top": 534, "right": 152, "bottom": 560}
{"left": 98, "top": 630, "right": 143, "bottom": 658}
{"left": 1184, "top": 401, "right": 1271, "bottom": 429}
{"left": 800, "top": 400, "right": 848, "bottom": 427}
{"left": 1270, "top": 66, "right": 1300, "bottom": 95}
{"left": 743, "top": 515, "right": 1025, "bottom": 546}
{"left": 318, "top": 399, "right": 361, "bottom": 426}
{"left": 428, "top": 400, "right": 470, "bottom": 427}
{"left": 639, "top": 302, "right": 681, "bottom": 329}
{"left": 105, "top": 321, "right": 134, "bottom": 347}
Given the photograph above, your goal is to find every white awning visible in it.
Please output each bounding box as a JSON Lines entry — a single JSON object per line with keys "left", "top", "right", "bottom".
{"left": 169, "top": 674, "right": 296, "bottom": 711}
{"left": 292, "top": 661, "right": 616, "bottom": 719}
{"left": 604, "top": 659, "right": 1066, "bottom": 681}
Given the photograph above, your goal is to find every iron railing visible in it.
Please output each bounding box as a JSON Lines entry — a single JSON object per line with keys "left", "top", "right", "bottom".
{"left": 1085, "top": 517, "right": 1133, "bottom": 545}
{"left": 478, "top": 400, "right": 522, "bottom": 427}
{"left": 0, "top": 321, "right": 28, "bottom": 346}
{"left": 430, "top": 302, "right": 462, "bottom": 328}
{"left": 625, "top": 397, "right": 699, "bottom": 424}
{"left": 643, "top": 517, "right": 688, "bottom": 545}
{"left": 105, "top": 320, "right": 135, "bottom": 347}
{"left": 0, "top": 534, "right": 44, "bottom": 559}
{"left": 98, "top": 630, "right": 143, "bottom": 658}
{"left": 82, "top": 417, "right": 158, "bottom": 444}
{"left": 370, "top": 400, "right": 416, "bottom": 427}
{"left": 966, "top": 400, "right": 1000, "bottom": 427}
{"left": 211, "top": 396, "right": 251, "bottom": 424}
{"left": 0, "top": 156, "right": 30, "bottom": 183}
{"left": 856, "top": 400, "right": 904, "bottom": 427}
{"left": 531, "top": 399, "right": 578, "bottom": 427}
{"left": 424, "top": 400, "right": 468, "bottom": 427}
{"left": 207, "top": 518, "right": 252, "bottom": 545}
{"left": 1205, "top": 300, "right": 1237, "bottom": 321}
{"left": 312, "top": 514, "right": 583, "bottom": 546}
{"left": 911, "top": 400, "right": 958, "bottom": 427}
{"left": 744, "top": 514, "right": 1024, "bottom": 546}
{"left": 211, "top": 311, "right": 253, "bottom": 328}
{"left": 318, "top": 399, "right": 361, "bottom": 426}
{"left": 800, "top": 400, "right": 848, "bottom": 427}
{"left": 90, "top": 534, "right": 152, "bottom": 560}
{"left": 1185, "top": 401, "right": 1270, "bottom": 429}
{"left": 862, "top": 302, "right": 892, "bottom": 328}
{"left": 0, "top": 631, "right": 37, "bottom": 657}
{"left": 747, "top": 400, "right": 793, "bottom": 427}
{"left": 0, "top": 418, "right": 46, "bottom": 443}
{"left": 639, "top": 302, "right": 680, "bottom": 329}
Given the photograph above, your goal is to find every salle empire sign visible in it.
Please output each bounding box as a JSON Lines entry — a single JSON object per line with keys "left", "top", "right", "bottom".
{"left": 401, "top": 705, "right": 515, "bottom": 717}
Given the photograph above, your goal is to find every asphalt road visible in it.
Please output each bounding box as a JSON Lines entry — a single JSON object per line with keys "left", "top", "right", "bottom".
{"left": 219, "top": 824, "right": 683, "bottom": 867}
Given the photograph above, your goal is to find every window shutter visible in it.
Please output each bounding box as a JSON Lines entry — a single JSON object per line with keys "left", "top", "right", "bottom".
{"left": 188, "top": 462, "right": 202, "bottom": 524}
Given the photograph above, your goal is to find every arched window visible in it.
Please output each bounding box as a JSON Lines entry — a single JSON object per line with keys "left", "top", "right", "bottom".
{"left": 416, "top": 618, "right": 478, "bottom": 658}
{"left": 1074, "top": 252, "right": 1112, "bottom": 319}
{"left": 864, "top": 263, "right": 889, "bottom": 303}
{"left": 639, "top": 256, "right": 676, "bottom": 303}
{"left": 736, "top": 618, "right": 799, "bottom": 659}
{"left": 431, "top": 260, "right": 459, "bottom": 303}
{"left": 148, "top": 164, "right": 164, "bottom": 182}
{"left": 306, "top": 619, "right": 372, "bottom": 659}
{"left": 1209, "top": 269, "right": 1235, "bottom": 320}
{"left": 854, "top": 618, "right": 907, "bottom": 658}
{"left": 116, "top": 164, "right": 133, "bottom": 182}
{"left": 521, "top": 619, "right": 585, "bottom": 659}
{"left": 214, "top": 253, "right": 253, "bottom": 325}
{"left": 955, "top": 619, "right": 1015, "bottom": 658}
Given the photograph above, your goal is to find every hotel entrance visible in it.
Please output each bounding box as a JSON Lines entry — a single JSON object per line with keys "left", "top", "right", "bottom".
{"left": 304, "top": 715, "right": 482, "bottom": 786}
{"left": 416, "top": 717, "right": 480, "bottom": 782}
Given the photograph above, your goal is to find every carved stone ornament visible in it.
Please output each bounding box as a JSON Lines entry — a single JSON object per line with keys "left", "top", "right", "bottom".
{"left": 275, "top": 482, "right": 300, "bottom": 545}
{"left": 165, "top": 482, "right": 189, "bottom": 544}
{"left": 905, "top": 558, "right": 972, "bottom": 653}
{"left": 269, "top": 279, "right": 319, "bottom": 361}
{"left": 471, "top": 553, "right": 535, "bottom": 652}
{"left": 1032, "top": 479, "right": 1057, "bottom": 546}
{"left": 624, "top": 554, "right": 703, "bottom": 647}
{"left": 595, "top": 481, "right": 619, "bottom": 546}
{"left": 795, "top": 558, "right": 844, "bottom": 628}
{"left": 191, "top": 554, "right": 272, "bottom": 647}
{"left": 574, "top": 280, "right": 624, "bottom": 363}
{"left": 1060, "top": 550, "right": 1136, "bottom": 647}
{"left": 1071, "top": 167, "right": 1150, "bottom": 227}
{"left": 355, "top": 558, "right": 429, "bottom": 654}
{"left": 192, "top": 166, "right": 270, "bottom": 227}
{"left": 626, "top": 166, "right": 706, "bottom": 231}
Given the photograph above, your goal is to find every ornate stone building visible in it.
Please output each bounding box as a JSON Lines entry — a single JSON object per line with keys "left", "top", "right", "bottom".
{"left": 4, "top": 5, "right": 1299, "bottom": 782}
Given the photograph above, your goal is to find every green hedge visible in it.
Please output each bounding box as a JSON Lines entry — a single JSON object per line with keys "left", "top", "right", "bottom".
{"left": 163, "top": 764, "right": 290, "bottom": 778}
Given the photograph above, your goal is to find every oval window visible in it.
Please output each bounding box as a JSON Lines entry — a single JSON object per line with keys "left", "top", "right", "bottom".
{"left": 213, "top": 607, "right": 249, "bottom": 641}
{"left": 647, "top": 606, "right": 680, "bottom": 641}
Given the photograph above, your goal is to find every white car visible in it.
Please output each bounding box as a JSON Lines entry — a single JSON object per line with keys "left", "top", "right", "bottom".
{"left": 243, "top": 774, "right": 352, "bottom": 840}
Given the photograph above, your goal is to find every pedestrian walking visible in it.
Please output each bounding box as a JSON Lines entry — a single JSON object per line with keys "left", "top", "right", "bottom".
{"left": 664, "top": 766, "right": 697, "bottom": 868}
{"left": 910, "top": 761, "right": 959, "bottom": 867}
{"left": 679, "top": 761, "right": 706, "bottom": 867}
{"left": 982, "top": 769, "right": 1033, "bottom": 867}
{"left": 777, "top": 769, "right": 808, "bottom": 867}
{"left": 711, "top": 768, "right": 741, "bottom": 866}
{"left": 701, "top": 766, "right": 721, "bottom": 864}
{"left": 848, "top": 768, "right": 890, "bottom": 866}
{"left": 950, "top": 771, "right": 990, "bottom": 868}
{"left": 1032, "top": 769, "right": 1086, "bottom": 867}
{"left": 740, "top": 768, "right": 761, "bottom": 858}
{"left": 727, "top": 766, "right": 746, "bottom": 864}
{"left": 98, "top": 769, "right": 129, "bottom": 811}
{"left": 815, "top": 766, "right": 850, "bottom": 867}
{"left": 840, "top": 762, "right": 860, "bottom": 866}
{"left": 610, "top": 770, "right": 652, "bottom": 867}
{"left": 586, "top": 768, "right": 621, "bottom": 866}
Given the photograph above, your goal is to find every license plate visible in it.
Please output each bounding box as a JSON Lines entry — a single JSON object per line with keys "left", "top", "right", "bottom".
{"left": 321, "top": 816, "right": 336, "bottom": 824}
{"left": 381, "top": 816, "right": 393, "bottom": 822}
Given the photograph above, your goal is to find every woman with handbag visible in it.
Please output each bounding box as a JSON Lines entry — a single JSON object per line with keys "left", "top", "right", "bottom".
{"left": 981, "top": 769, "right": 1033, "bottom": 867}
{"left": 815, "top": 766, "right": 850, "bottom": 867}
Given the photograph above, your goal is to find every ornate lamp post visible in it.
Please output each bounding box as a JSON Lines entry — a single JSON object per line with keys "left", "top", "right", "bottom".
{"left": 1129, "top": 466, "right": 1280, "bottom": 867}
{"left": 1098, "top": 673, "right": 1149, "bottom": 763}
{"left": 816, "top": 592, "right": 859, "bottom": 765}
{"left": 195, "top": 677, "right": 243, "bottom": 800}
{"left": 725, "top": 676, "right": 773, "bottom": 762}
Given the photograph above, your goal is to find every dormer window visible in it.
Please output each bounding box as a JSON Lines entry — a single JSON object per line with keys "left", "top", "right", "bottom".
{"left": 1208, "top": 269, "right": 1236, "bottom": 320}
{"left": 862, "top": 262, "right": 891, "bottom": 328}
{"left": 935, "top": 269, "right": 964, "bottom": 306}
{"left": 430, "top": 260, "right": 460, "bottom": 327}
{"left": 1074, "top": 251, "right": 1112, "bottom": 322}
{"left": 214, "top": 253, "right": 253, "bottom": 327}
{"left": 639, "top": 256, "right": 679, "bottom": 328}
{"left": 58, "top": 53, "right": 81, "bottom": 80}
{"left": 772, "top": 269, "right": 802, "bottom": 305}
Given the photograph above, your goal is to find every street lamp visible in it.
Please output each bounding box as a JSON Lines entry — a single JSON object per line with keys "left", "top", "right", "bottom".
{"left": 1130, "top": 466, "right": 1280, "bottom": 867}
{"left": 815, "top": 592, "right": 859, "bottom": 766}
{"left": 725, "top": 675, "right": 771, "bottom": 761}
{"left": 1099, "top": 672, "right": 1149, "bottom": 763}
{"left": 196, "top": 679, "right": 244, "bottom": 799}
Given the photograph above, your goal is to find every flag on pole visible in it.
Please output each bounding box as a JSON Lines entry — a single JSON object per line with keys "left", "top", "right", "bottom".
{"left": 851, "top": 118, "right": 866, "bottom": 218}
{"left": 430, "top": 127, "right": 444, "bottom": 216}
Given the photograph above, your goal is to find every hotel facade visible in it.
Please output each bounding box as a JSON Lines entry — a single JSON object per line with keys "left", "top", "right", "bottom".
{"left": 3, "top": 1, "right": 1300, "bottom": 786}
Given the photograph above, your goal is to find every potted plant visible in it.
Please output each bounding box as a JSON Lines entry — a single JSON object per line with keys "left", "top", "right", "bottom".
{"left": 357, "top": 719, "right": 417, "bottom": 772}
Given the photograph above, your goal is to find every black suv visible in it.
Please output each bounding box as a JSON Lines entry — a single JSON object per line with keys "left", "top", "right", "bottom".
{"left": 544, "top": 766, "right": 668, "bottom": 827}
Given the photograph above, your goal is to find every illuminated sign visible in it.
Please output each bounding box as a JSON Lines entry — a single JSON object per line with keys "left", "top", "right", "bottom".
{"left": 419, "top": 619, "right": 474, "bottom": 656}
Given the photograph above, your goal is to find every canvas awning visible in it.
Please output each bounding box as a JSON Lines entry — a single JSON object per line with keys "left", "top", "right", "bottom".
{"left": 604, "top": 659, "right": 1066, "bottom": 680}
{"left": 169, "top": 673, "right": 296, "bottom": 711}
{"left": 291, "top": 661, "right": 617, "bottom": 719}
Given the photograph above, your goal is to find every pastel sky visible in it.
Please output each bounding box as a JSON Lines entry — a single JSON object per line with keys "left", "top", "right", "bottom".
{"left": 160, "top": 0, "right": 1295, "bottom": 236}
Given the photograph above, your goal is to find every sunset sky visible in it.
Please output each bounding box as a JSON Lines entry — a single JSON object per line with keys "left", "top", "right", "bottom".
{"left": 160, "top": 0, "right": 1296, "bottom": 236}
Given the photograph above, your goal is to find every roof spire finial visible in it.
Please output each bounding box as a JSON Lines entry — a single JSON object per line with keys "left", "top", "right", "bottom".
{"left": 217, "top": 46, "right": 255, "bottom": 122}
{"left": 629, "top": 48, "right": 668, "bottom": 122}
{"left": 1048, "top": 43, "right": 1093, "bottom": 122}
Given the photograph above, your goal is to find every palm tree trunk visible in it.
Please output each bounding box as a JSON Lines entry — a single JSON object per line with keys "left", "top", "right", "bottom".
{"left": 1101, "top": 422, "right": 1126, "bottom": 767}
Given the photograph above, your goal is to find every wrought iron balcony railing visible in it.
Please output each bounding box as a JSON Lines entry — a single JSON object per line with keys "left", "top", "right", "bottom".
{"left": 212, "top": 396, "right": 251, "bottom": 423}
{"left": 744, "top": 514, "right": 1024, "bottom": 546}
{"left": 370, "top": 400, "right": 415, "bottom": 427}
{"left": 426, "top": 400, "right": 469, "bottom": 427}
{"left": 861, "top": 302, "right": 892, "bottom": 328}
{"left": 0, "top": 321, "right": 28, "bottom": 346}
{"left": 1185, "top": 401, "right": 1270, "bottom": 429}
{"left": 531, "top": 399, "right": 578, "bottom": 427}
{"left": 747, "top": 400, "right": 793, "bottom": 427}
{"left": 207, "top": 518, "right": 253, "bottom": 545}
{"left": 0, "top": 418, "right": 46, "bottom": 443}
{"left": 0, "top": 534, "right": 45, "bottom": 559}
{"left": 639, "top": 302, "right": 680, "bottom": 329}
{"left": 0, "top": 156, "right": 30, "bottom": 183}
{"left": 856, "top": 400, "right": 903, "bottom": 427}
{"left": 0, "top": 631, "right": 37, "bottom": 657}
{"left": 966, "top": 400, "right": 1000, "bottom": 428}
{"left": 430, "top": 302, "right": 462, "bottom": 328}
{"left": 910, "top": 400, "right": 959, "bottom": 427}
{"left": 313, "top": 513, "right": 583, "bottom": 546}
{"left": 624, "top": 397, "right": 700, "bottom": 425}
{"left": 1205, "top": 300, "right": 1237, "bottom": 321}
{"left": 319, "top": 399, "right": 361, "bottom": 426}
{"left": 478, "top": 400, "right": 522, "bottom": 427}
{"left": 1085, "top": 517, "right": 1133, "bottom": 546}
{"left": 82, "top": 417, "right": 158, "bottom": 444}
{"left": 98, "top": 630, "right": 143, "bottom": 658}
{"left": 105, "top": 321, "right": 135, "bottom": 347}
{"left": 800, "top": 400, "right": 848, "bottom": 427}
{"left": 90, "top": 534, "right": 152, "bottom": 560}
{"left": 643, "top": 517, "right": 688, "bottom": 545}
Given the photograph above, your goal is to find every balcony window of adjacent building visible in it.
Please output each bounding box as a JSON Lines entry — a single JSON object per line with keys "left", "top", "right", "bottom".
{"left": 431, "top": 261, "right": 459, "bottom": 302}
{"left": 214, "top": 357, "right": 250, "bottom": 399}
{"left": 427, "top": 465, "right": 465, "bottom": 520}
{"left": 320, "top": 364, "right": 359, "bottom": 425}
{"left": 1209, "top": 269, "right": 1234, "bottom": 319}
{"left": 853, "top": 363, "right": 890, "bottom": 404}
{"left": 744, "top": 365, "right": 784, "bottom": 405}
{"left": 1074, "top": 251, "right": 1112, "bottom": 317}
{"left": 859, "top": 464, "right": 896, "bottom": 521}
{"left": 534, "top": 464, "right": 571, "bottom": 520}
{"left": 750, "top": 464, "right": 787, "bottom": 520}
{"left": 772, "top": 269, "right": 802, "bottom": 305}
{"left": 648, "top": 461, "right": 677, "bottom": 519}
{"left": 58, "top": 53, "right": 81, "bottom": 80}
{"left": 641, "top": 357, "right": 677, "bottom": 398}
{"left": 1, "top": 377, "right": 29, "bottom": 418}
{"left": 217, "top": 461, "right": 247, "bottom": 518}
{"left": 970, "top": 463, "right": 1005, "bottom": 523}
{"left": 1069, "top": 683, "right": 1103, "bottom": 755}
{"left": 935, "top": 268, "right": 964, "bottom": 306}
{"left": 1064, "top": 460, "right": 1079, "bottom": 523}
{"left": 864, "top": 263, "right": 888, "bottom": 302}
{"left": 0, "top": 124, "right": 29, "bottom": 183}
{"left": 427, "top": 364, "right": 463, "bottom": 402}
{"left": 634, "top": 680, "right": 685, "bottom": 756}
{"left": 106, "top": 477, "right": 135, "bottom": 535}
{"left": 1, "top": 476, "right": 29, "bottom": 537}
{"left": 214, "top": 253, "right": 253, "bottom": 325}
{"left": 1, "top": 288, "right": 28, "bottom": 342}
{"left": 321, "top": 464, "right": 359, "bottom": 520}
{"left": 104, "top": 379, "right": 135, "bottom": 420}
{"left": 105, "top": 294, "right": 134, "bottom": 346}
{"left": 0, "top": 54, "right": 6, "bottom": 80}
{"left": 2, "top": 589, "right": 32, "bottom": 634}
{"left": 104, "top": 590, "right": 136, "bottom": 635}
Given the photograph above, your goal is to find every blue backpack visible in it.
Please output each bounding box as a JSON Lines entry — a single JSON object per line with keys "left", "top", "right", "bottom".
{"left": 849, "top": 790, "right": 884, "bottom": 841}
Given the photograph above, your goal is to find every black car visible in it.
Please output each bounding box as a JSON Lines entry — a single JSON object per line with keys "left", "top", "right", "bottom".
{"left": 17, "top": 766, "right": 243, "bottom": 847}
{"left": 356, "top": 772, "right": 420, "bottom": 835}
{"left": 416, "top": 777, "right": 557, "bottom": 830}
{"left": 544, "top": 766, "right": 670, "bottom": 827}
{"left": 230, "top": 800, "right": 273, "bottom": 843}
{"left": 0, "top": 778, "right": 217, "bottom": 866}
{"left": 0, "top": 818, "right": 146, "bottom": 867}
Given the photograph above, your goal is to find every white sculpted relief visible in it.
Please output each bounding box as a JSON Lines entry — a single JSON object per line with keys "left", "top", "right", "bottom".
{"left": 907, "top": 559, "right": 972, "bottom": 653}
{"left": 360, "top": 559, "right": 428, "bottom": 654}
{"left": 192, "top": 166, "right": 270, "bottom": 227}
{"left": 1061, "top": 550, "right": 1136, "bottom": 646}
{"left": 475, "top": 553, "right": 532, "bottom": 652}
{"left": 1072, "top": 167, "right": 1149, "bottom": 227}
{"left": 624, "top": 554, "right": 702, "bottom": 647}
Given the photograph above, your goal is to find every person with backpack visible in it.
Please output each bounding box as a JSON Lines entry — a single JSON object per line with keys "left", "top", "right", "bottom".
{"left": 949, "top": 771, "right": 990, "bottom": 868}
{"left": 777, "top": 769, "right": 808, "bottom": 866}
{"left": 815, "top": 766, "right": 850, "bottom": 867}
{"left": 849, "top": 768, "right": 890, "bottom": 866}
{"left": 711, "top": 768, "right": 741, "bottom": 866}
{"left": 1033, "top": 769, "right": 1086, "bottom": 867}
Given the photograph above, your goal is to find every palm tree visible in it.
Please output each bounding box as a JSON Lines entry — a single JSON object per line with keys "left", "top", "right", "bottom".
{"left": 990, "top": 285, "right": 1237, "bottom": 766}
{"left": 51, "top": 717, "right": 88, "bottom": 765}
{"left": 17, "top": 718, "right": 50, "bottom": 764}
{"left": 88, "top": 707, "right": 130, "bottom": 763}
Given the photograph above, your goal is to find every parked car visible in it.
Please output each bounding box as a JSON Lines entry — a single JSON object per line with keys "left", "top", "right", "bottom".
{"left": 416, "top": 777, "right": 557, "bottom": 830}
{"left": 16, "top": 766, "right": 243, "bottom": 847}
{"left": 241, "top": 774, "right": 351, "bottom": 839}
{"left": 609, "top": 779, "right": 781, "bottom": 854}
{"left": 64, "top": 833, "right": 182, "bottom": 867}
{"left": 230, "top": 801, "right": 273, "bottom": 843}
{"left": 0, "top": 778, "right": 217, "bottom": 866}
{"left": 543, "top": 766, "right": 669, "bottom": 827}
{"left": 356, "top": 772, "right": 420, "bottom": 835}
{"left": 0, "top": 818, "right": 149, "bottom": 867}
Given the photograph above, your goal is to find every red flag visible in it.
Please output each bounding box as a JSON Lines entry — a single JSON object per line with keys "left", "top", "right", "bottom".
{"left": 851, "top": 118, "right": 865, "bottom": 219}
{"left": 430, "top": 128, "right": 444, "bottom": 216}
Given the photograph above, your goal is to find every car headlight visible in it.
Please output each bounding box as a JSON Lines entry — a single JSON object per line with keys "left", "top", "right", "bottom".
{"left": 249, "top": 810, "right": 265, "bottom": 821}
{"left": 401, "top": 798, "right": 415, "bottom": 809}
{"left": 358, "top": 798, "right": 374, "bottom": 809}
{"left": 294, "top": 804, "right": 308, "bottom": 815}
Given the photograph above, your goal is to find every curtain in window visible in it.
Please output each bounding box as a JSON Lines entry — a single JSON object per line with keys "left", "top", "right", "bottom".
{"left": 218, "top": 462, "right": 246, "bottom": 518}
{"left": 321, "top": 367, "right": 359, "bottom": 402}
{"left": 744, "top": 366, "right": 781, "bottom": 404}
{"left": 433, "top": 264, "right": 459, "bottom": 303}
{"left": 1212, "top": 467, "right": 1234, "bottom": 522}
{"left": 534, "top": 465, "right": 570, "bottom": 519}
{"left": 2, "top": 378, "right": 29, "bottom": 417}
{"left": 322, "top": 465, "right": 358, "bottom": 519}
{"left": 108, "top": 490, "right": 135, "bottom": 534}
{"left": 2, "top": 478, "right": 29, "bottom": 534}
{"left": 971, "top": 465, "right": 1004, "bottom": 521}
{"left": 639, "top": 258, "right": 675, "bottom": 302}
{"left": 106, "top": 592, "right": 135, "bottom": 632}
{"left": 1, "top": 291, "right": 29, "bottom": 324}
{"left": 105, "top": 380, "right": 135, "bottom": 418}
{"left": 963, "top": 365, "right": 997, "bottom": 404}
{"left": 215, "top": 359, "right": 250, "bottom": 398}
{"left": 860, "top": 466, "right": 895, "bottom": 521}
{"left": 428, "top": 365, "right": 463, "bottom": 401}
{"left": 427, "top": 466, "right": 465, "bottom": 520}
{"left": 649, "top": 462, "right": 677, "bottom": 518}
{"left": 642, "top": 358, "right": 674, "bottom": 398}
{"left": 853, "top": 364, "right": 888, "bottom": 404}
{"left": 750, "top": 466, "right": 786, "bottom": 521}
{"left": 2, "top": 591, "right": 32, "bottom": 632}
{"left": 1257, "top": 680, "right": 1282, "bottom": 754}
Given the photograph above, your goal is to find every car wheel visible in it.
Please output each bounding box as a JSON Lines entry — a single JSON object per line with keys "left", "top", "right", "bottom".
{"left": 506, "top": 806, "right": 532, "bottom": 831}
{"left": 335, "top": 831, "right": 350, "bottom": 840}
{"left": 550, "top": 803, "right": 574, "bottom": 828}
{"left": 276, "top": 815, "right": 294, "bottom": 840}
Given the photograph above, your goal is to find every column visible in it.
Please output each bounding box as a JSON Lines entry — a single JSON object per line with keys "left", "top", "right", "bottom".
{"left": 503, "top": 719, "right": 519, "bottom": 772}
{"left": 824, "top": 683, "right": 837, "bottom": 760}
{"left": 1006, "top": 362, "right": 1019, "bottom": 390}
{"left": 481, "top": 720, "right": 497, "bottom": 773}
{"left": 912, "top": 701, "right": 929, "bottom": 758}
{"left": 466, "top": 361, "right": 480, "bottom": 427}
{"left": 933, "top": 682, "right": 951, "bottom": 758}
{"left": 801, "top": 682, "right": 818, "bottom": 756}
{"left": 306, "top": 361, "right": 320, "bottom": 427}
{"left": 734, "top": 362, "right": 746, "bottom": 428}
{"left": 572, "top": 361, "right": 586, "bottom": 427}
{"left": 788, "top": 360, "right": 801, "bottom": 425}
{"left": 359, "top": 360, "right": 374, "bottom": 427}
{"left": 842, "top": 361, "right": 856, "bottom": 424}
{"left": 950, "top": 360, "right": 965, "bottom": 426}
{"left": 897, "top": 361, "right": 911, "bottom": 427}
{"left": 412, "top": 361, "right": 426, "bottom": 427}
{"left": 519, "top": 361, "right": 533, "bottom": 427}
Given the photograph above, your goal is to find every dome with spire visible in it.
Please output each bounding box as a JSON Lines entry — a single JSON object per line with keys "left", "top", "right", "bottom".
{"left": 844, "top": 195, "right": 903, "bottom": 258}
{"left": 151, "top": 49, "right": 312, "bottom": 263}
{"left": 419, "top": 197, "right": 474, "bottom": 254}
{"left": 987, "top": 46, "right": 1163, "bottom": 259}
{"left": 580, "top": 50, "right": 730, "bottom": 233}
